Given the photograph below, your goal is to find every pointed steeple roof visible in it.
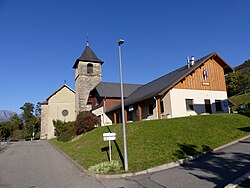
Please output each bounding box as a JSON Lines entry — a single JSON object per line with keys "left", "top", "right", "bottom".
{"left": 73, "top": 44, "right": 104, "bottom": 69}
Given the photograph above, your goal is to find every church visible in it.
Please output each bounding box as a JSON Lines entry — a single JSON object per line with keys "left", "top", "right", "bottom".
{"left": 40, "top": 41, "right": 233, "bottom": 139}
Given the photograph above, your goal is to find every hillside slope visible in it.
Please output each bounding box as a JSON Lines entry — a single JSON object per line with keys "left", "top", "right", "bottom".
{"left": 230, "top": 92, "right": 250, "bottom": 110}
{"left": 51, "top": 114, "right": 250, "bottom": 173}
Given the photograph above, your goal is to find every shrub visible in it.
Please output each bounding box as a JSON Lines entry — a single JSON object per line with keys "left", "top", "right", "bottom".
{"left": 53, "top": 120, "right": 74, "bottom": 137}
{"left": 237, "top": 102, "right": 250, "bottom": 117}
{"left": 75, "top": 111, "right": 100, "bottom": 135}
{"left": 88, "top": 160, "right": 122, "bottom": 174}
{"left": 53, "top": 120, "right": 75, "bottom": 142}
{"left": 57, "top": 127, "right": 76, "bottom": 142}
{"left": 11, "top": 129, "right": 25, "bottom": 140}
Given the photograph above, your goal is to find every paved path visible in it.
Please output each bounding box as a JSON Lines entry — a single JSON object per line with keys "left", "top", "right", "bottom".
{"left": 0, "top": 138, "right": 250, "bottom": 188}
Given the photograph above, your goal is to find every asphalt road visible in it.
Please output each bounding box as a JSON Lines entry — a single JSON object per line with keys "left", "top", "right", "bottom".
{"left": 237, "top": 178, "right": 250, "bottom": 188}
{"left": 0, "top": 138, "right": 250, "bottom": 188}
{"left": 0, "top": 141, "right": 10, "bottom": 152}
{"left": 127, "top": 138, "right": 250, "bottom": 188}
{"left": 0, "top": 141, "right": 105, "bottom": 188}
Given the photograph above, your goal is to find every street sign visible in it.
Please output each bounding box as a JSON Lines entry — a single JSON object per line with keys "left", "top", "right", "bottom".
{"left": 103, "top": 133, "right": 116, "bottom": 141}
{"left": 103, "top": 132, "right": 116, "bottom": 161}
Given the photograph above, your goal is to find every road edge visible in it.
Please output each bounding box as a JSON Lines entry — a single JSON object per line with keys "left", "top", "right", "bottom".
{"left": 48, "top": 134, "right": 250, "bottom": 179}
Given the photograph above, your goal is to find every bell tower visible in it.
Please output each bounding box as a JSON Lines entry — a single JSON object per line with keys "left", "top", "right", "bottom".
{"left": 73, "top": 41, "right": 104, "bottom": 115}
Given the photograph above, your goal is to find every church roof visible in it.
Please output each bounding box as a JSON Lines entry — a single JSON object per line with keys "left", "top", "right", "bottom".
{"left": 91, "top": 82, "right": 142, "bottom": 98}
{"left": 73, "top": 45, "right": 104, "bottom": 68}
{"left": 107, "top": 52, "right": 233, "bottom": 112}
{"left": 41, "top": 84, "right": 75, "bottom": 105}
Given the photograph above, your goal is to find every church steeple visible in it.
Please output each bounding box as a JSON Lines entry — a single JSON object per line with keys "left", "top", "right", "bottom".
{"left": 74, "top": 39, "right": 104, "bottom": 114}
{"left": 73, "top": 42, "right": 104, "bottom": 69}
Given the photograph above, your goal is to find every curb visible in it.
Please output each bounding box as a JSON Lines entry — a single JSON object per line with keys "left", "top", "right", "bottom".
{"left": 48, "top": 134, "right": 250, "bottom": 179}
{"left": 47, "top": 140, "right": 93, "bottom": 177}
{"left": 0, "top": 142, "right": 12, "bottom": 154}
{"left": 224, "top": 171, "right": 250, "bottom": 188}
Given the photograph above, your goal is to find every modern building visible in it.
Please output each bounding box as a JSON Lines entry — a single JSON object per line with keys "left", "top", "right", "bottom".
{"left": 101, "top": 53, "right": 233, "bottom": 123}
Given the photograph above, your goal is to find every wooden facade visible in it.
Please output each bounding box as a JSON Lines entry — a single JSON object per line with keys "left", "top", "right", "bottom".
{"left": 93, "top": 53, "right": 232, "bottom": 125}
{"left": 174, "top": 59, "right": 227, "bottom": 91}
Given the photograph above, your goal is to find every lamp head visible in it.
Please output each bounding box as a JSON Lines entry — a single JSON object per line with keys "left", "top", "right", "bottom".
{"left": 118, "top": 39, "right": 124, "bottom": 45}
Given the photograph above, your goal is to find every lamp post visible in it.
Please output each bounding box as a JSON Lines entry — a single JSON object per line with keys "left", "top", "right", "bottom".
{"left": 118, "top": 39, "right": 128, "bottom": 171}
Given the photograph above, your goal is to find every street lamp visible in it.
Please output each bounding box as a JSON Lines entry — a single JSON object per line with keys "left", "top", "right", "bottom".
{"left": 118, "top": 39, "right": 128, "bottom": 171}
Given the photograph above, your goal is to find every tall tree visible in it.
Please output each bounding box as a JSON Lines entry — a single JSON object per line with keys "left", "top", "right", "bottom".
{"left": 20, "top": 102, "right": 35, "bottom": 137}
{"left": 20, "top": 102, "right": 34, "bottom": 126}
{"left": 35, "top": 102, "right": 41, "bottom": 117}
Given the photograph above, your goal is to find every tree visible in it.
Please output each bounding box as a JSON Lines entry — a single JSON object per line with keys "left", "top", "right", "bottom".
{"left": 9, "top": 114, "right": 25, "bottom": 140}
{"left": 226, "top": 72, "right": 249, "bottom": 97}
{"left": 10, "top": 114, "right": 23, "bottom": 130}
{"left": 0, "top": 121, "right": 11, "bottom": 140}
{"left": 20, "top": 102, "right": 35, "bottom": 126}
{"left": 35, "top": 102, "right": 41, "bottom": 117}
{"left": 20, "top": 102, "right": 35, "bottom": 138}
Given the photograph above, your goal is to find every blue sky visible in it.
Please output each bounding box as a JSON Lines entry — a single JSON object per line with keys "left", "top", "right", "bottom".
{"left": 0, "top": 0, "right": 249, "bottom": 113}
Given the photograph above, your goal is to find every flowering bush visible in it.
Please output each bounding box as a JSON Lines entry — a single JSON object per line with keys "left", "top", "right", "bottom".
{"left": 88, "top": 160, "right": 122, "bottom": 174}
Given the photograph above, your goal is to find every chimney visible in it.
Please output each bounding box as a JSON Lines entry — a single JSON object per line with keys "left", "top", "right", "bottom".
{"left": 190, "top": 56, "right": 195, "bottom": 66}
{"left": 186, "top": 57, "right": 190, "bottom": 68}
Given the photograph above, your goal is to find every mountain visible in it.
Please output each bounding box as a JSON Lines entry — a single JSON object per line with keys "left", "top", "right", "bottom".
{"left": 0, "top": 110, "right": 17, "bottom": 123}
{"left": 235, "top": 60, "right": 250, "bottom": 80}
{"left": 235, "top": 59, "right": 250, "bottom": 73}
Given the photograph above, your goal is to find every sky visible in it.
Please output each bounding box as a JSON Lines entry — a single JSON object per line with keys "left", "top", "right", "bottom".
{"left": 0, "top": 0, "right": 250, "bottom": 113}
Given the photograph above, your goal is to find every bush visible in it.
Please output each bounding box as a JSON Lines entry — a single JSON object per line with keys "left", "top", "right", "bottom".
{"left": 88, "top": 160, "right": 122, "bottom": 174}
{"left": 75, "top": 111, "right": 100, "bottom": 135}
{"left": 57, "top": 127, "right": 76, "bottom": 142}
{"left": 53, "top": 120, "right": 75, "bottom": 142}
{"left": 53, "top": 120, "right": 74, "bottom": 137}
{"left": 11, "top": 129, "right": 25, "bottom": 140}
{"left": 237, "top": 102, "right": 250, "bottom": 117}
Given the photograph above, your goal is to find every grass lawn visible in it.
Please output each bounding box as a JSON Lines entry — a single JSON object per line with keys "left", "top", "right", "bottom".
{"left": 50, "top": 114, "right": 250, "bottom": 173}
{"left": 230, "top": 92, "right": 250, "bottom": 110}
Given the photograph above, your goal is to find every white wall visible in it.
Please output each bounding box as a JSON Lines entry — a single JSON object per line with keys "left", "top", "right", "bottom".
{"left": 162, "top": 88, "right": 229, "bottom": 118}
{"left": 92, "top": 107, "right": 112, "bottom": 126}
{"left": 161, "top": 92, "right": 172, "bottom": 118}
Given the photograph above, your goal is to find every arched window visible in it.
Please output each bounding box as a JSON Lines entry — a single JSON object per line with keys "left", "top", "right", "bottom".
{"left": 87, "top": 63, "right": 93, "bottom": 74}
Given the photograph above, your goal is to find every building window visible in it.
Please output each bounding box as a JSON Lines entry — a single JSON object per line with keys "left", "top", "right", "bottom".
{"left": 215, "top": 100, "right": 223, "bottom": 111}
{"left": 149, "top": 104, "right": 154, "bottom": 115}
{"left": 87, "top": 63, "right": 93, "bottom": 74}
{"left": 186, "top": 99, "right": 194, "bottom": 111}
{"left": 62, "top": 109, "right": 69, "bottom": 117}
{"left": 160, "top": 101, "right": 164, "bottom": 113}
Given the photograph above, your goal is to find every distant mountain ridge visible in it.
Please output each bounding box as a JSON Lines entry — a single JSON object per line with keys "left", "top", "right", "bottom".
{"left": 235, "top": 59, "right": 250, "bottom": 73}
{"left": 0, "top": 110, "right": 17, "bottom": 122}
{"left": 235, "top": 60, "right": 250, "bottom": 80}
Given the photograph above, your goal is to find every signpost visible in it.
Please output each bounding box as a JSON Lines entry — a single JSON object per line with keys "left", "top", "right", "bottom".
{"left": 103, "top": 133, "right": 116, "bottom": 161}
